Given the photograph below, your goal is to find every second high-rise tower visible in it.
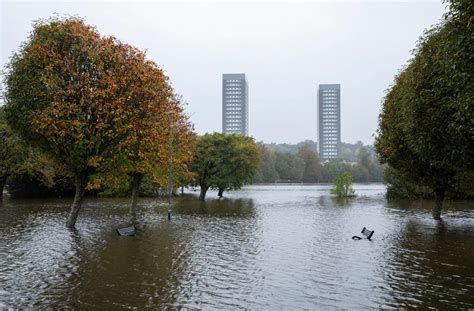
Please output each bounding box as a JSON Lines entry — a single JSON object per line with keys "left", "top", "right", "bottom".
{"left": 318, "top": 84, "right": 341, "bottom": 160}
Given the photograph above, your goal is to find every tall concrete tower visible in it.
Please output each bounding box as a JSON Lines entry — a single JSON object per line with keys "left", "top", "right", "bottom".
{"left": 318, "top": 84, "right": 341, "bottom": 160}
{"left": 222, "top": 73, "right": 248, "bottom": 135}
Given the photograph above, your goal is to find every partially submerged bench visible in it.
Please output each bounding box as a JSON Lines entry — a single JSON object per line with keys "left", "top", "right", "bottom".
{"left": 352, "top": 227, "right": 374, "bottom": 240}
{"left": 116, "top": 225, "right": 137, "bottom": 236}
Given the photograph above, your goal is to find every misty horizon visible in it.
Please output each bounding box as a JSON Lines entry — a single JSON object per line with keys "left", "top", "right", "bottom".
{"left": 1, "top": 1, "right": 446, "bottom": 145}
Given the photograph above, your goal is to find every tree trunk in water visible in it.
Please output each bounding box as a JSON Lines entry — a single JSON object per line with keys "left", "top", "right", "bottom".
{"left": 199, "top": 184, "right": 209, "bottom": 201}
{"left": 66, "top": 174, "right": 87, "bottom": 228}
{"left": 130, "top": 173, "right": 143, "bottom": 224}
{"left": 0, "top": 175, "right": 7, "bottom": 200}
{"left": 218, "top": 188, "right": 224, "bottom": 198}
{"left": 432, "top": 188, "right": 445, "bottom": 220}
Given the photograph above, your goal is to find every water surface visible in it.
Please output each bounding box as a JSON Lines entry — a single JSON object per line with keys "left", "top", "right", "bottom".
{"left": 1, "top": 184, "right": 473, "bottom": 309}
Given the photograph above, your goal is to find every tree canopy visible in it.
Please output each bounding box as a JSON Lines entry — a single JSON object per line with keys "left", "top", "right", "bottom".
{"left": 253, "top": 143, "right": 279, "bottom": 183}
{"left": 298, "top": 144, "right": 323, "bottom": 183}
{"left": 190, "top": 133, "right": 259, "bottom": 200}
{"left": 375, "top": 0, "right": 474, "bottom": 219}
{"left": 3, "top": 17, "right": 188, "bottom": 227}
{"left": 331, "top": 171, "right": 355, "bottom": 198}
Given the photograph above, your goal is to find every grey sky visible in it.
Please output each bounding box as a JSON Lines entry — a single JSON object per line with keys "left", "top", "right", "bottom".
{"left": 1, "top": 1, "right": 446, "bottom": 144}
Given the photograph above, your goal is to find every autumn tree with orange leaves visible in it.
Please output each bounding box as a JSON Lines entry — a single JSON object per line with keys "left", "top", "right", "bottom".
{"left": 102, "top": 90, "right": 195, "bottom": 222}
{"left": 4, "top": 17, "right": 192, "bottom": 228}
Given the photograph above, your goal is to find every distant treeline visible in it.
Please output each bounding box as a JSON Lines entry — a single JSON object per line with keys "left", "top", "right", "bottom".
{"left": 2, "top": 138, "right": 383, "bottom": 200}
{"left": 253, "top": 140, "right": 384, "bottom": 183}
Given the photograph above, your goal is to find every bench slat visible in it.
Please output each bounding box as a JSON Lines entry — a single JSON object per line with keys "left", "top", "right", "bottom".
{"left": 116, "top": 225, "right": 137, "bottom": 236}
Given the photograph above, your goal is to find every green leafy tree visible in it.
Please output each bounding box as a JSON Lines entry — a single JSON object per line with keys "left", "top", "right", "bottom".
{"left": 7, "top": 152, "right": 76, "bottom": 199}
{"left": 383, "top": 166, "right": 434, "bottom": 200}
{"left": 357, "top": 147, "right": 372, "bottom": 182}
{"left": 189, "top": 133, "right": 222, "bottom": 200}
{"left": 253, "top": 143, "right": 279, "bottom": 183}
{"left": 0, "top": 107, "right": 24, "bottom": 199}
{"left": 331, "top": 171, "right": 355, "bottom": 197}
{"left": 215, "top": 135, "right": 259, "bottom": 197}
{"left": 340, "top": 141, "right": 364, "bottom": 162}
{"left": 274, "top": 152, "right": 304, "bottom": 181}
{"left": 190, "top": 133, "right": 259, "bottom": 200}
{"left": 321, "top": 160, "right": 351, "bottom": 182}
{"left": 297, "top": 144, "right": 323, "bottom": 183}
{"left": 375, "top": 0, "right": 474, "bottom": 219}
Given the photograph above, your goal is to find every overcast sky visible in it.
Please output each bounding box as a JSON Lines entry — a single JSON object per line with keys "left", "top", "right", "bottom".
{"left": 1, "top": 0, "right": 446, "bottom": 144}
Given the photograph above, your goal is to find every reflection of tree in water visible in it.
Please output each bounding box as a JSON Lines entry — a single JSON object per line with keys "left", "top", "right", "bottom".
{"left": 385, "top": 199, "right": 470, "bottom": 215}
{"left": 318, "top": 195, "right": 335, "bottom": 207}
{"left": 173, "top": 196, "right": 256, "bottom": 218}
{"left": 0, "top": 199, "right": 89, "bottom": 307}
{"left": 170, "top": 197, "right": 262, "bottom": 308}
{"left": 330, "top": 196, "right": 351, "bottom": 207}
{"left": 68, "top": 220, "right": 192, "bottom": 309}
{"left": 318, "top": 195, "right": 367, "bottom": 208}
{"left": 67, "top": 197, "right": 258, "bottom": 309}
{"left": 380, "top": 218, "right": 474, "bottom": 308}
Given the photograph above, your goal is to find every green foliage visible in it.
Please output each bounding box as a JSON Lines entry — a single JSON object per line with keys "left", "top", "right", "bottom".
{"left": 253, "top": 143, "right": 279, "bottom": 183}
{"left": 7, "top": 172, "right": 75, "bottom": 198}
{"left": 340, "top": 141, "right": 364, "bottom": 162}
{"left": 274, "top": 152, "right": 305, "bottom": 181}
{"left": 298, "top": 144, "right": 323, "bottom": 182}
{"left": 253, "top": 141, "right": 384, "bottom": 184}
{"left": 384, "top": 165, "right": 474, "bottom": 200}
{"left": 0, "top": 107, "right": 24, "bottom": 185}
{"left": 265, "top": 140, "right": 318, "bottom": 154}
{"left": 1, "top": 107, "right": 76, "bottom": 198}
{"left": 98, "top": 174, "right": 167, "bottom": 197}
{"left": 383, "top": 166, "right": 433, "bottom": 200}
{"left": 190, "top": 133, "right": 259, "bottom": 199}
{"left": 331, "top": 171, "right": 355, "bottom": 198}
{"left": 216, "top": 135, "right": 260, "bottom": 193}
{"left": 356, "top": 147, "right": 384, "bottom": 182}
{"left": 375, "top": 0, "right": 473, "bottom": 211}
{"left": 321, "top": 160, "right": 366, "bottom": 183}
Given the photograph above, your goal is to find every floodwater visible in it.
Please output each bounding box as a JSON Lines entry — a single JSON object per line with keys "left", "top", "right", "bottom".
{"left": 0, "top": 184, "right": 473, "bottom": 309}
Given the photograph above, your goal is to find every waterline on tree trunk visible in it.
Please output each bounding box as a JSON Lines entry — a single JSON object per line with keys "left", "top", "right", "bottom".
{"left": 432, "top": 189, "right": 445, "bottom": 220}
{"left": 66, "top": 175, "right": 86, "bottom": 228}
{"left": 199, "top": 185, "right": 208, "bottom": 201}
{"left": 130, "top": 174, "right": 143, "bottom": 225}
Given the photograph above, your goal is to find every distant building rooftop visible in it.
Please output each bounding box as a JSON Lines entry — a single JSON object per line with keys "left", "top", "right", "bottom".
{"left": 319, "top": 84, "right": 340, "bottom": 90}
{"left": 223, "top": 73, "right": 246, "bottom": 80}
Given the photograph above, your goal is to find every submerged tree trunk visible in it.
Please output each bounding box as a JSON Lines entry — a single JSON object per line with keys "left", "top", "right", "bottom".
{"left": 432, "top": 188, "right": 445, "bottom": 220}
{"left": 199, "top": 184, "right": 209, "bottom": 201}
{"left": 218, "top": 188, "right": 224, "bottom": 198}
{"left": 0, "top": 175, "right": 8, "bottom": 200}
{"left": 66, "top": 174, "right": 87, "bottom": 228}
{"left": 130, "top": 173, "right": 143, "bottom": 224}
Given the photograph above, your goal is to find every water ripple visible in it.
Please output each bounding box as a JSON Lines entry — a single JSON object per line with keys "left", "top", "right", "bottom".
{"left": 0, "top": 185, "right": 473, "bottom": 309}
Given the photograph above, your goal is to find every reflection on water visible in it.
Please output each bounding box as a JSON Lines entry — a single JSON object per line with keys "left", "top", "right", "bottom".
{"left": 382, "top": 218, "right": 474, "bottom": 309}
{"left": 0, "top": 184, "right": 473, "bottom": 308}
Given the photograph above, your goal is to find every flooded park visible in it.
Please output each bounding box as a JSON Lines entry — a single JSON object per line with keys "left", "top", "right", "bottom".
{"left": 0, "top": 184, "right": 473, "bottom": 309}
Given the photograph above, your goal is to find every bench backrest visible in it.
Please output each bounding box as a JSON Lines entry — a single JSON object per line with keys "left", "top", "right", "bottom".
{"left": 361, "top": 227, "right": 374, "bottom": 239}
